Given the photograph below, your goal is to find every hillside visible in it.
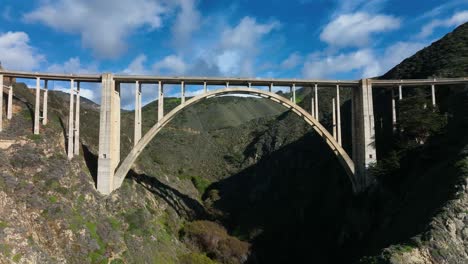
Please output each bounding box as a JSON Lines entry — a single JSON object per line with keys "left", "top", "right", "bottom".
{"left": 0, "top": 23, "right": 467, "bottom": 264}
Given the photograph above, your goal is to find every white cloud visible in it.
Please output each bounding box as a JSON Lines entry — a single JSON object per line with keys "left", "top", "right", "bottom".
{"left": 381, "top": 41, "right": 426, "bottom": 70}
{"left": 123, "top": 54, "right": 149, "bottom": 75}
{"left": 52, "top": 84, "right": 98, "bottom": 103}
{"left": 418, "top": 10, "right": 468, "bottom": 38}
{"left": 23, "top": 0, "right": 167, "bottom": 58}
{"left": 215, "top": 17, "right": 280, "bottom": 76}
{"left": 0, "top": 31, "right": 44, "bottom": 70}
{"left": 153, "top": 55, "right": 187, "bottom": 75}
{"left": 280, "top": 53, "right": 302, "bottom": 69}
{"left": 171, "top": 0, "right": 201, "bottom": 51}
{"left": 333, "top": 0, "right": 389, "bottom": 14}
{"left": 302, "top": 49, "right": 378, "bottom": 78}
{"left": 302, "top": 41, "right": 427, "bottom": 79}
{"left": 47, "top": 57, "right": 98, "bottom": 74}
{"left": 220, "top": 17, "right": 280, "bottom": 51}
{"left": 320, "top": 12, "right": 400, "bottom": 47}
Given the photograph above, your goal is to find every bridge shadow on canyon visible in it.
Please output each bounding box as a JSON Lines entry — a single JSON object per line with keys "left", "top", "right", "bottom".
{"left": 79, "top": 90, "right": 466, "bottom": 263}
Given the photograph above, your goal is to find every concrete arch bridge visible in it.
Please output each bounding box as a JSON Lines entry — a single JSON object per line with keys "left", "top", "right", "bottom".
{"left": 1, "top": 70, "right": 466, "bottom": 194}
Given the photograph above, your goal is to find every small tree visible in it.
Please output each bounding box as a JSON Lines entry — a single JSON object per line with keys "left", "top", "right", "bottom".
{"left": 398, "top": 94, "right": 447, "bottom": 145}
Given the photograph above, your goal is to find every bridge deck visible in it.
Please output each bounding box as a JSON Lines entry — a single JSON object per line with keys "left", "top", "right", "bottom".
{"left": 0, "top": 70, "right": 467, "bottom": 87}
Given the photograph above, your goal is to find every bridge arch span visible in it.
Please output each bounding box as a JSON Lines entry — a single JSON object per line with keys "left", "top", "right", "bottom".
{"left": 113, "top": 87, "right": 357, "bottom": 191}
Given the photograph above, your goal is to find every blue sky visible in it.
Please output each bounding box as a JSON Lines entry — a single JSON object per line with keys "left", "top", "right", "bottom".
{"left": 1, "top": 0, "right": 467, "bottom": 108}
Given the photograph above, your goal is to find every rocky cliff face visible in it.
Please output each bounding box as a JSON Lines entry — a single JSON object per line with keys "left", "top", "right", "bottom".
{"left": 0, "top": 23, "right": 467, "bottom": 264}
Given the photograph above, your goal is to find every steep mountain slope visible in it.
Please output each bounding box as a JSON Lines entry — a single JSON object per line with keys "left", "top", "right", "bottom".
{"left": 382, "top": 22, "right": 468, "bottom": 79}
{"left": 0, "top": 23, "right": 467, "bottom": 264}
{"left": 356, "top": 22, "right": 468, "bottom": 263}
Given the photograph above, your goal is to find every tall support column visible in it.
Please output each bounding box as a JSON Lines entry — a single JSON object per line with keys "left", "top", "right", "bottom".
{"left": 332, "top": 98, "right": 337, "bottom": 140}
{"left": 269, "top": 83, "right": 273, "bottom": 93}
{"left": 203, "top": 82, "right": 207, "bottom": 93}
{"left": 314, "top": 84, "right": 319, "bottom": 121}
{"left": 289, "top": 86, "right": 293, "bottom": 102}
{"left": 134, "top": 81, "right": 142, "bottom": 145}
{"left": 7, "top": 84, "right": 13, "bottom": 120}
{"left": 158, "top": 81, "right": 164, "bottom": 122}
{"left": 97, "top": 73, "right": 120, "bottom": 195}
{"left": 42, "top": 80, "right": 48, "bottom": 125}
{"left": 181, "top": 81, "right": 185, "bottom": 104}
{"left": 398, "top": 85, "right": 403, "bottom": 100}
{"left": 0, "top": 74, "right": 3, "bottom": 132}
{"left": 67, "top": 79, "right": 75, "bottom": 159}
{"left": 292, "top": 84, "right": 296, "bottom": 104}
{"left": 431, "top": 84, "right": 436, "bottom": 106}
{"left": 226, "top": 82, "right": 229, "bottom": 88}
{"left": 248, "top": 82, "right": 251, "bottom": 89}
{"left": 34, "top": 77, "right": 41, "bottom": 135}
{"left": 74, "top": 82, "right": 80, "bottom": 156}
{"left": 311, "top": 97, "right": 315, "bottom": 119}
{"left": 352, "top": 79, "right": 377, "bottom": 191}
{"left": 391, "top": 88, "right": 397, "bottom": 132}
{"left": 336, "top": 84, "right": 342, "bottom": 146}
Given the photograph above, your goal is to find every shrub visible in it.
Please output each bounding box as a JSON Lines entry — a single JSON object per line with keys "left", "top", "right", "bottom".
{"left": 179, "top": 253, "right": 217, "bottom": 264}
{"left": 182, "top": 221, "right": 250, "bottom": 263}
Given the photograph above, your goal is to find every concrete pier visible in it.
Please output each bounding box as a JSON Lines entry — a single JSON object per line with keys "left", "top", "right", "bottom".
{"left": 352, "top": 79, "right": 377, "bottom": 190}
{"left": 181, "top": 81, "right": 186, "bottom": 104}
{"left": 34, "top": 77, "right": 41, "bottom": 135}
{"left": 311, "top": 97, "right": 315, "bottom": 118}
{"left": 158, "top": 81, "right": 164, "bottom": 122}
{"left": 204, "top": 82, "right": 207, "bottom": 93}
{"left": 74, "top": 82, "right": 80, "bottom": 156}
{"left": 332, "top": 98, "right": 337, "bottom": 140}
{"left": 134, "top": 81, "right": 142, "bottom": 145}
{"left": 42, "top": 80, "right": 48, "bottom": 125}
{"left": 97, "top": 73, "right": 120, "bottom": 195}
{"left": 391, "top": 89, "right": 397, "bottom": 131}
{"left": 292, "top": 84, "right": 296, "bottom": 104}
{"left": 398, "top": 85, "right": 403, "bottom": 100}
{"left": 67, "top": 80, "right": 75, "bottom": 159}
{"left": 0, "top": 75, "right": 3, "bottom": 132}
{"left": 7, "top": 85, "right": 12, "bottom": 120}
{"left": 314, "top": 84, "right": 319, "bottom": 121}
{"left": 431, "top": 84, "right": 436, "bottom": 106}
{"left": 336, "top": 85, "right": 342, "bottom": 146}
{"left": 269, "top": 83, "right": 273, "bottom": 93}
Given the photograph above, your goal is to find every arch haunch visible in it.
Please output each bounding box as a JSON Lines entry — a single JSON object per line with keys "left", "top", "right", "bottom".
{"left": 112, "top": 87, "right": 357, "bottom": 192}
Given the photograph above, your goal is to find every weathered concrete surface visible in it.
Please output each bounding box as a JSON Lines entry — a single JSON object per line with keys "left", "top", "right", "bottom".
{"left": 97, "top": 73, "right": 120, "bottom": 195}
{"left": 352, "top": 79, "right": 377, "bottom": 191}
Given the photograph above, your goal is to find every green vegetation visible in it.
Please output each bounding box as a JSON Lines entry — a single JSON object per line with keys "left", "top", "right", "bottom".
{"left": 12, "top": 253, "right": 22, "bottom": 263}
{"left": 0, "top": 221, "right": 8, "bottom": 230}
{"left": 179, "top": 253, "right": 217, "bottom": 264}
{"left": 191, "top": 176, "right": 211, "bottom": 195}
{"left": 27, "top": 134, "right": 42, "bottom": 142}
{"left": 48, "top": 195, "right": 58, "bottom": 203}
{"left": 181, "top": 221, "right": 249, "bottom": 264}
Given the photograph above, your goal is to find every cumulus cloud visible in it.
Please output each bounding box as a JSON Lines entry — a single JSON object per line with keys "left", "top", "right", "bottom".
{"left": 172, "top": 0, "right": 201, "bottom": 51}
{"left": 418, "top": 10, "right": 468, "bottom": 38}
{"left": 23, "top": 0, "right": 167, "bottom": 58}
{"left": 153, "top": 55, "right": 187, "bottom": 75}
{"left": 320, "top": 12, "right": 400, "bottom": 47}
{"left": 280, "top": 53, "right": 302, "bottom": 69}
{"left": 123, "top": 54, "right": 149, "bottom": 75}
{"left": 47, "top": 57, "right": 98, "bottom": 74}
{"left": 302, "top": 41, "right": 426, "bottom": 79}
{"left": 302, "top": 49, "right": 378, "bottom": 78}
{"left": 215, "top": 17, "right": 280, "bottom": 76}
{"left": 0, "top": 31, "right": 44, "bottom": 70}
